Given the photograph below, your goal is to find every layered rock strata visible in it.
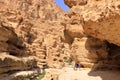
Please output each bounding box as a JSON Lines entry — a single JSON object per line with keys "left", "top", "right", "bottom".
{"left": 65, "top": 0, "right": 120, "bottom": 46}
{"left": 64, "top": 0, "right": 120, "bottom": 69}
{"left": 1, "top": 0, "right": 120, "bottom": 79}
{"left": 0, "top": 0, "right": 70, "bottom": 79}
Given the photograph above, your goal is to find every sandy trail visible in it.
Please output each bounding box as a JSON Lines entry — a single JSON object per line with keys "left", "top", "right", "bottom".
{"left": 58, "top": 67, "right": 120, "bottom": 80}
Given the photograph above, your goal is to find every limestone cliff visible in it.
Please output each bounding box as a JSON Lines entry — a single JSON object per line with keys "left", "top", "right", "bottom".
{"left": 1, "top": 0, "right": 120, "bottom": 80}
{"left": 64, "top": 0, "right": 120, "bottom": 70}
{"left": 65, "top": 0, "right": 120, "bottom": 46}
{"left": 0, "top": 0, "right": 70, "bottom": 79}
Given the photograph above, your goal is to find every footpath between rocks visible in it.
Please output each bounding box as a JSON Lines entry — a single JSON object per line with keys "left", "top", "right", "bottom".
{"left": 43, "top": 67, "right": 120, "bottom": 80}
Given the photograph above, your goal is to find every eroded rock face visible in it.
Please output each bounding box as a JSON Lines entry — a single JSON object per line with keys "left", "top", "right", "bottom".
{"left": 71, "top": 37, "right": 108, "bottom": 68}
{"left": 64, "top": 0, "right": 120, "bottom": 70}
{"left": 1, "top": 0, "right": 120, "bottom": 79}
{"left": 43, "top": 69, "right": 60, "bottom": 80}
{"left": 65, "top": 0, "right": 120, "bottom": 46}
{"left": 0, "top": 0, "right": 72, "bottom": 79}
{"left": 64, "top": 0, "right": 87, "bottom": 8}
{"left": 62, "top": 3, "right": 108, "bottom": 68}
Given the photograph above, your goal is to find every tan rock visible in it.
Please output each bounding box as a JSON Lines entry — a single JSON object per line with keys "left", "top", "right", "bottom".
{"left": 0, "top": 0, "right": 66, "bottom": 79}
{"left": 71, "top": 37, "right": 108, "bottom": 68}
{"left": 2, "top": 0, "right": 120, "bottom": 79}
{"left": 0, "top": 53, "right": 37, "bottom": 79}
{"left": 65, "top": 24, "right": 85, "bottom": 39}
{"left": 64, "top": 0, "right": 87, "bottom": 8}
{"left": 65, "top": 0, "right": 120, "bottom": 70}
{"left": 43, "top": 69, "right": 60, "bottom": 80}
{"left": 67, "top": 0, "right": 120, "bottom": 46}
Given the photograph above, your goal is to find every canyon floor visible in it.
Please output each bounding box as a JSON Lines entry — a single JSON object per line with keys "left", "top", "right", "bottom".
{"left": 45, "top": 67, "right": 120, "bottom": 80}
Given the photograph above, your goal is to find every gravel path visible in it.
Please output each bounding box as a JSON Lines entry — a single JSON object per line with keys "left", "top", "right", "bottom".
{"left": 58, "top": 68, "right": 120, "bottom": 80}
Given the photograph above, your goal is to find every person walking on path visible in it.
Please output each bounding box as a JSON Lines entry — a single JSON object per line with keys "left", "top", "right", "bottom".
{"left": 74, "top": 61, "right": 81, "bottom": 71}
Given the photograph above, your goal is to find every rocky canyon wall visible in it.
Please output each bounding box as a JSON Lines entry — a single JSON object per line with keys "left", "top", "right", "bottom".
{"left": 64, "top": 0, "right": 120, "bottom": 70}
{"left": 1, "top": 0, "right": 120, "bottom": 80}
{"left": 0, "top": 0, "right": 70, "bottom": 79}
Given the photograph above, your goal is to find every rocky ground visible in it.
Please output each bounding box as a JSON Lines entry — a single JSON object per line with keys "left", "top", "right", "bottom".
{"left": 60, "top": 68, "right": 120, "bottom": 80}
{"left": 43, "top": 67, "right": 120, "bottom": 80}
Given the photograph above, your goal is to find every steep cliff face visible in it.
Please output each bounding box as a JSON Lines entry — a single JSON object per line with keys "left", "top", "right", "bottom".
{"left": 0, "top": 0, "right": 70, "bottom": 79}
{"left": 64, "top": 0, "right": 120, "bottom": 70}
{"left": 1, "top": 0, "right": 120, "bottom": 79}
{"left": 65, "top": 0, "right": 120, "bottom": 46}
{"left": 71, "top": 37, "right": 108, "bottom": 68}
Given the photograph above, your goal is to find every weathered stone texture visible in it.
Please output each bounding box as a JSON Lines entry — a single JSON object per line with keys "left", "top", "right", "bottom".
{"left": 65, "top": 0, "right": 120, "bottom": 46}
{"left": 0, "top": 0, "right": 68, "bottom": 79}
{"left": 64, "top": 0, "right": 120, "bottom": 69}
{"left": 1, "top": 0, "right": 120, "bottom": 79}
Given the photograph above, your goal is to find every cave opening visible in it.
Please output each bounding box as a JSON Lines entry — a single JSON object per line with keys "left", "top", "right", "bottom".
{"left": 106, "top": 42, "right": 120, "bottom": 58}
{"left": 105, "top": 41, "right": 120, "bottom": 70}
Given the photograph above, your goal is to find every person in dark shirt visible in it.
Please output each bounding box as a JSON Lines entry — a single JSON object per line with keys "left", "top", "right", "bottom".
{"left": 74, "top": 61, "right": 81, "bottom": 71}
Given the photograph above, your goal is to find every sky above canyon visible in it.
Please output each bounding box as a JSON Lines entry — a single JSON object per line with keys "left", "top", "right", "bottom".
{"left": 55, "top": 0, "right": 69, "bottom": 12}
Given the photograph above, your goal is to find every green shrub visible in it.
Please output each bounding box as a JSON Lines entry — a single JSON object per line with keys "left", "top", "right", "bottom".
{"left": 38, "top": 72, "right": 45, "bottom": 80}
{"left": 65, "top": 59, "right": 72, "bottom": 65}
{"left": 23, "top": 78, "right": 30, "bottom": 80}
